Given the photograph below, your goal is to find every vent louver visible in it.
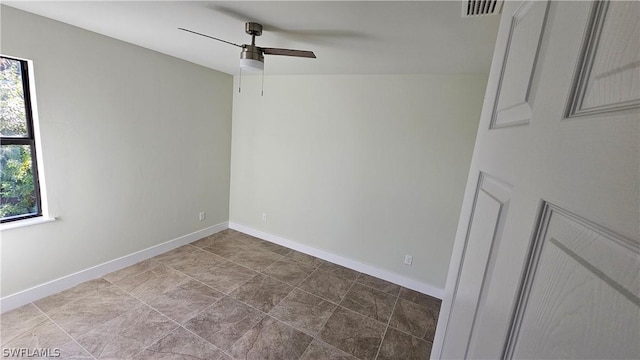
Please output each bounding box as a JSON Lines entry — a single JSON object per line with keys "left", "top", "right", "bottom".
{"left": 462, "top": 0, "right": 503, "bottom": 17}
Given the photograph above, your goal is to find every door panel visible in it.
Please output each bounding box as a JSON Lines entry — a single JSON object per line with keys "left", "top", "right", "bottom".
{"left": 434, "top": 1, "right": 640, "bottom": 358}
{"left": 441, "top": 173, "right": 512, "bottom": 359}
{"left": 568, "top": 1, "right": 640, "bottom": 117}
{"left": 492, "top": 1, "right": 549, "bottom": 128}
{"left": 507, "top": 203, "right": 640, "bottom": 359}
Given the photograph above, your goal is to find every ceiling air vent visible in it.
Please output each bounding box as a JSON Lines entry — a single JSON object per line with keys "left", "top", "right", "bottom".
{"left": 462, "top": 0, "right": 503, "bottom": 17}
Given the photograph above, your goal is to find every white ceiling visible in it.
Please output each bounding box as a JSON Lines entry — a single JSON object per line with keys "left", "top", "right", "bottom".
{"left": 4, "top": 1, "right": 500, "bottom": 76}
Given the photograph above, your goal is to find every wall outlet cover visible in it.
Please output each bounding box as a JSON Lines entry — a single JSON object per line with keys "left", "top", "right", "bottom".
{"left": 404, "top": 255, "right": 413, "bottom": 266}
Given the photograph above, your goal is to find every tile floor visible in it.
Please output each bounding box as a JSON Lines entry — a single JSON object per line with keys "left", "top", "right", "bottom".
{"left": 0, "top": 229, "right": 441, "bottom": 360}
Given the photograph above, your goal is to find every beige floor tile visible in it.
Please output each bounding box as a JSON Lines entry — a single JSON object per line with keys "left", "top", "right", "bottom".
{"left": 377, "top": 327, "right": 432, "bottom": 360}
{"left": 184, "top": 296, "right": 264, "bottom": 351}
{"left": 144, "top": 279, "right": 224, "bottom": 324}
{"left": 300, "top": 339, "right": 359, "bottom": 360}
{"left": 298, "top": 269, "right": 354, "bottom": 303}
{"left": 286, "top": 250, "right": 326, "bottom": 268}
{"left": 269, "top": 288, "right": 337, "bottom": 336}
{"left": 190, "top": 229, "right": 237, "bottom": 249}
{"left": 157, "top": 247, "right": 226, "bottom": 277}
{"left": 230, "top": 274, "right": 293, "bottom": 313}
{"left": 133, "top": 327, "right": 229, "bottom": 360}
{"left": 318, "top": 262, "right": 360, "bottom": 281}
{"left": 200, "top": 238, "right": 257, "bottom": 259}
{"left": 356, "top": 274, "right": 401, "bottom": 296}
{"left": 319, "top": 307, "right": 386, "bottom": 360}
{"left": 33, "top": 278, "right": 113, "bottom": 314}
{"left": 254, "top": 240, "right": 292, "bottom": 256}
{"left": 389, "top": 298, "right": 438, "bottom": 340}
{"left": 399, "top": 287, "right": 441, "bottom": 312}
{"left": 226, "top": 247, "right": 284, "bottom": 272}
{"left": 152, "top": 245, "right": 199, "bottom": 266}
{"left": 46, "top": 283, "right": 140, "bottom": 338}
{"left": 263, "top": 257, "right": 316, "bottom": 286}
{"left": 189, "top": 261, "right": 257, "bottom": 294}
{"left": 227, "top": 316, "right": 312, "bottom": 360}
{"left": 110, "top": 263, "right": 192, "bottom": 302}
{"left": 340, "top": 282, "right": 396, "bottom": 323}
{"left": 0, "top": 304, "right": 48, "bottom": 346}
{"left": 2, "top": 317, "right": 72, "bottom": 349}
{"left": 103, "top": 259, "right": 158, "bottom": 285}
{"left": 76, "top": 304, "right": 177, "bottom": 359}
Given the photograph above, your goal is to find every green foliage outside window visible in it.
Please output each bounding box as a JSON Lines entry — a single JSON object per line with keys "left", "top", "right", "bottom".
{"left": 1, "top": 145, "right": 36, "bottom": 217}
{"left": 1, "top": 58, "right": 28, "bottom": 136}
{"left": 1, "top": 57, "right": 39, "bottom": 220}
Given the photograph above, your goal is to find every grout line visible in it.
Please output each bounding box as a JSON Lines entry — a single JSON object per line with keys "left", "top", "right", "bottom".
{"left": 100, "top": 282, "right": 201, "bottom": 359}
{"left": 287, "top": 269, "right": 341, "bottom": 306}
{"left": 104, "top": 280, "right": 235, "bottom": 360}
{"left": 224, "top": 269, "right": 262, "bottom": 295}
{"left": 252, "top": 275, "right": 295, "bottom": 311}
{"left": 191, "top": 240, "right": 289, "bottom": 284}
{"left": 373, "top": 285, "right": 401, "bottom": 360}
{"left": 106, "top": 263, "right": 229, "bottom": 329}
{"left": 299, "top": 272, "right": 361, "bottom": 359}
{"left": 296, "top": 264, "right": 321, "bottom": 285}
{"left": 337, "top": 274, "right": 359, "bottom": 308}
{"left": 149, "top": 252, "right": 260, "bottom": 298}
{"left": 177, "top": 324, "right": 231, "bottom": 358}
{"left": 128, "top": 326, "right": 180, "bottom": 359}
{"left": 30, "top": 302, "right": 98, "bottom": 360}
{"left": 219, "top": 253, "right": 365, "bottom": 358}
{"left": 354, "top": 274, "right": 402, "bottom": 298}
{"left": 298, "top": 341, "right": 315, "bottom": 359}
{"left": 387, "top": 322, "right": 435, "bottom": 343}
{"left": 94, "top": 259, "right": 232, "bottom": 357}
{"left": 245, "top": 246, "right": 412, "bottom": 360}
{"left": 295, "top": 327, "right": 315, "bottom": 360}
{"left": 305, "top": 337, "right": 357, "bottom": 359}
{"left": 312, "top": 305, "right": 370, "bottom": 360}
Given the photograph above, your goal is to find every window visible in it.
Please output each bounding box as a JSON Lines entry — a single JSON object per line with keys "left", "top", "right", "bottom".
{"left": 0, "top": 56, "right": 42, "bottom": 223}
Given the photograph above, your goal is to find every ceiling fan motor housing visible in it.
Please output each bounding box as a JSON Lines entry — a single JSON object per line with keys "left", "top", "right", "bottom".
{"left": 241, "top": 45, "right": 264, "bottom": 62}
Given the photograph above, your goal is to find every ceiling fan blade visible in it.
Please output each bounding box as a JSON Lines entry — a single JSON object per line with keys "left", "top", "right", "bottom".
{"left": 178, "top": 28, "right": 243, "bottom": 48}
{"left": 261, "top": 48, "right": 316, "bottom": 58}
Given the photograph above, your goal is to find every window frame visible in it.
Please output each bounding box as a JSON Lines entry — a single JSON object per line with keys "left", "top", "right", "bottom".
{"left": 1, "top": 55, "right": 43, "bottom": 223}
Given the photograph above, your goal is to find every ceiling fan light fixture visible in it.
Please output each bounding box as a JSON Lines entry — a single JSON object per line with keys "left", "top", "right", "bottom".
{"left": 240, "top": 45, "right": 264, "bottom": 72}
{"left": 239, "top": 58, "right": 264, "bottom": 72}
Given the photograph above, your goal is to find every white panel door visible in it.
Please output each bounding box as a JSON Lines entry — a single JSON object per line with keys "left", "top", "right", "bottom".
{"left": 432, "top": 1, "right": 639, "bottom": 359}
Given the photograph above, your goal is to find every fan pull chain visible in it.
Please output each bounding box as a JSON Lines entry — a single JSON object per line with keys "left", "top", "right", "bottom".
{"left": 239, "top": 68, "right": 242, "bottom": 93}
{"left": 261, "top": 68, "right": 265, "bottom": 96}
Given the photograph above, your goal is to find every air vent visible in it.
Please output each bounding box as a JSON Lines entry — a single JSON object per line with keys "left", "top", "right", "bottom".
{"left": 462, "top": 0, "right": 503, "bottom": 17}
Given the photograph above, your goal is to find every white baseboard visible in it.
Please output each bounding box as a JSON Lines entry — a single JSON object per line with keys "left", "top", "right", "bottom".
{"left": 0, "top": 221, "right": 228, "bottom": 313}
{"left": 229, "top": 222, "right": 444, "bottom": 299}
{"left": 2, "top": 220, "right": 443, "bottom": 313}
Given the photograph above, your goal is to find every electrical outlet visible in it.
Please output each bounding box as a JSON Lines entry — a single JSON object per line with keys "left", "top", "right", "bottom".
{"left": 262, "top": 213, "right": 267, "bottom": 222}
{"left": 404, "top": 255, "right": 413, "bottom": 266}
{"left": 199, "top": 211, "right": 206, "bottom": 221}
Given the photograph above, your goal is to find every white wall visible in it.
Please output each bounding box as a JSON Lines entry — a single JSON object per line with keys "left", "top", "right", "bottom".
{"left": 0, "top": 6, "right": 233, "bottom": 297}
{"left": 230, "top": 74, "right": 486, "bottom": 289}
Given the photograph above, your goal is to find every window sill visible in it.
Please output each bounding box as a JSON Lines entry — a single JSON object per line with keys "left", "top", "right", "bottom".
{"left": 0, "top": 216, "right": 56, "bottom": 231}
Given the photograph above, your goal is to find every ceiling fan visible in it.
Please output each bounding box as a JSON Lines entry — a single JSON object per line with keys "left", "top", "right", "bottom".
{"left": 179, "top": 22, "right": 316, "bottom": 72}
